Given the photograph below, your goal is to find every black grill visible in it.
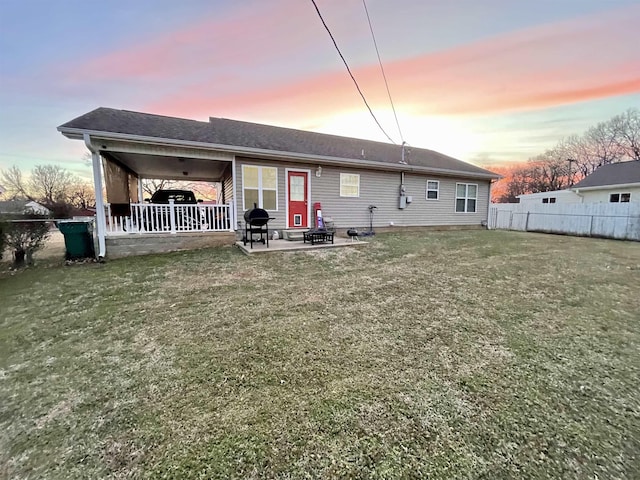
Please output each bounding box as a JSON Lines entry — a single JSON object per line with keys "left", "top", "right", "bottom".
{"left": 243, "top": 204, "right": 274, "bottom": 248}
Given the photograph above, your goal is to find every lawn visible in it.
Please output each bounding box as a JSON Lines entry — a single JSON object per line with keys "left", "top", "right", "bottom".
{"left": 1, "top": 230, "right": 639, "bottom": 479}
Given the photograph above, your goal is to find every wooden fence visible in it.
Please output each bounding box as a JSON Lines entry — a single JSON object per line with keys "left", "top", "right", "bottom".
{"left": 488, "top": 202, "right": 640, "bottom": 241}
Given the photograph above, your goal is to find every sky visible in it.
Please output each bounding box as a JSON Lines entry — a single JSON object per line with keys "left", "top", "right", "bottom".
{"left": 0, "top": 0, "right": 639, "bottom": 179}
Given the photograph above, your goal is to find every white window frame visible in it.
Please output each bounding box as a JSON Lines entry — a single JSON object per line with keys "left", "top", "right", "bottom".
{"left": 610, "top": 192, "right": 631, "bottom": 203}
{"left": 340, "top": 173, "right": 360, "bottom": 198}
{"left": 242, "top": 165, "right": 278, "bottom": 211}
{"left": 426, "top": 180, "right": 439, "bottom": 200}
{"left": 455, "top": 183, "right": 478, "bottom": 213}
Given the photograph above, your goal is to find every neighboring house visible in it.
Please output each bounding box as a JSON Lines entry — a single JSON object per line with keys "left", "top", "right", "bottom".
{"left": 517, "top": 190, "right": 582, "bottom": 205}
{"left": 572, "top": 161, "right": 640, "bottom": 203}
{"left": 58, "top": 107, "right": 499, "bottom": 257}
{"left": 0, "top": 200, "right": 51, "bottom": 216}
{"left": 514, "top": 161, "right": 640, "bottom": 205}
{"left": 70, "top": 207, "right": 96, "bottom": 221}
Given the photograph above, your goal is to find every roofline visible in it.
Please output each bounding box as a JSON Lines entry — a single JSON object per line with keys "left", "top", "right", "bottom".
{"left": 516, "top": 189, "right": 577, "bottom": 198}
{"left": 58, "top": 126, "right": 500, "bottom": 180}
{"left": 572, "top": 182, "right": 640, "bottom": 192}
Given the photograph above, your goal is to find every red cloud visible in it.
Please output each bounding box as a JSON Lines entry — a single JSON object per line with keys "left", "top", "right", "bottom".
{"left": 146, "top": 3, "right": 640, "bottom": 120}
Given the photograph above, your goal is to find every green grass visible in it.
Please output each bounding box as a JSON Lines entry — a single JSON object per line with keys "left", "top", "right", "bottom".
{"left": 1, "top": 230, "right": 639, "bottom": 479}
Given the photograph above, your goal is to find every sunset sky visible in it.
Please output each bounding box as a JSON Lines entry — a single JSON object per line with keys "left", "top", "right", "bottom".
{"left": 1, "top": 0, "right": 638, "bottom": 178}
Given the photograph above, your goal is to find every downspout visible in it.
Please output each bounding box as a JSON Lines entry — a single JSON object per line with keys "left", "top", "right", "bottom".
{"left": 84, "top": 133, "right": 107, "bottom": 259}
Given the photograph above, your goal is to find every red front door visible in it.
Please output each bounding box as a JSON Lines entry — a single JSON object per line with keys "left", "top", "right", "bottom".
{"left": 287, "top": 171, "right": 308, "bottom": 228}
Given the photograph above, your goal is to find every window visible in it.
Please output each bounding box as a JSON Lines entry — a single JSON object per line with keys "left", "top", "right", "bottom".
{"left": 340, "top": 173, "right": 360, "bottom": 197}
{"left": 455, "top": 183, "right": 477, "bottom": 213}
{"left": 542, "top": 197, "right": 556, "bottom": 204}
{"left": 242, "top": 165, "right": 277, "bottom": 210}
{"left": 611, "top": 192, "right": 631, "bottom": 203}
{"left": 426, "top": 180, "right": 439, "bottom": 200}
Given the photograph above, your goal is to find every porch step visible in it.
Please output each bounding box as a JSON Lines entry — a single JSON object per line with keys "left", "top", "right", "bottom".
{"left": 282, "top": 229, "right": 308, "bottom": 241}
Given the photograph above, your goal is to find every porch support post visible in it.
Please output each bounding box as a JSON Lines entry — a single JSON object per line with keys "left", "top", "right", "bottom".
{"left": 231, "top": 156, "right": 238, "bottom": 230}
{"left": 84, "top": 133, "right": 107, "bottom": 259}
{"left": 137, "top": 177, "right": 144, "bottom": 203}
{"left": 169, "top": 199, "right": 177, "bottom": 234}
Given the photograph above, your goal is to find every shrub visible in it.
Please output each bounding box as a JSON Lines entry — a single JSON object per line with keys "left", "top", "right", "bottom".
{"left": 0, "top": 217, "right": 6, "bottom": 260}
{"left": 2, "top": 213, "right": 51, "bottom": 268}
{"left": 46, "top": 201, "right": 73, "bottom": 219}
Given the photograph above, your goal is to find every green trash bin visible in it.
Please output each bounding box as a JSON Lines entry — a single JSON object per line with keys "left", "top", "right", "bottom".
{"left": 57, "top": 221, "right": 95, "bottom": 260}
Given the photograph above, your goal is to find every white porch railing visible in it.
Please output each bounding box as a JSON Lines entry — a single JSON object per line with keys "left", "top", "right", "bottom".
{"left": 105, "top": 201, "right": 234, "bottom": 235}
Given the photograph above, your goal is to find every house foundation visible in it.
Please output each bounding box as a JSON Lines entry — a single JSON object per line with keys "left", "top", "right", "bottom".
{"left": 105, "top": 232, "right": 236, "bottom": 258}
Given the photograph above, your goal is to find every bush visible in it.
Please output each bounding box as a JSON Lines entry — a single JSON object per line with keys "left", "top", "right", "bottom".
{"left": 46, "top": 201, "right": 73, "bottom": 219}
{"left": 2, "top": 213, "right": 51, "bottom": 268}
{"left": 0, "top": 217, "right": 6, "bottom": 260}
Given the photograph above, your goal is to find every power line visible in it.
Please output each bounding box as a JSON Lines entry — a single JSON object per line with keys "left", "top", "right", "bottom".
{"left": 362, "top": 0, "right": 404, "bottom": 144}
{"left": 309, "top": 0, "right": 396, "bottom": 144}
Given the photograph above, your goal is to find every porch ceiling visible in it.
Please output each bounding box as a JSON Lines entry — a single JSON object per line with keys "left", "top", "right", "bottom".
{"left": 105, "top": 151, "right": 229, "bottom": 182}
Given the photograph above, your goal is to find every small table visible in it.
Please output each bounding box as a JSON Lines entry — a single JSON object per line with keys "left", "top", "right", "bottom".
{"left": 303, "top": 230, "right": 334, "bottom": 245}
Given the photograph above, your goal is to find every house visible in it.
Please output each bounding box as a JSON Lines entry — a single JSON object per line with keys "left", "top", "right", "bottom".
{"left": 515, "top": 161, "right": 640, "bottom": 205}
{"left": 572, "top": 161, "right": 640, "bottom": 203}
{"left": 70, "top": 207, "right": 96, "bottom": 221}
{"left": 517, "top": 189, "right": 582, "bottom": 205}
{"left": 0, "top": 200, "right": 51, "bottom": 216}
{"left": 58, "top": 107, "right": 500, "bottom": 258}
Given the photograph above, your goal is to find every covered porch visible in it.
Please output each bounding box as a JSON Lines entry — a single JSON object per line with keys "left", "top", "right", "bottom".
{"left": 84, "top": 134, "right": 238, "bottom": 258}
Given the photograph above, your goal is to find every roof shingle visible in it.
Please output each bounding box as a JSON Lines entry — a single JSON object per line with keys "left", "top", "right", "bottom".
{"left": 59, "top": 107, "right": 497, "bottom": 178}
{"left": 573, "top": 161, "right": 640, "bottom": 189}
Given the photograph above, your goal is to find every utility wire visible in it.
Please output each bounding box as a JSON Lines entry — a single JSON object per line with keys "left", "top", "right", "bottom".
{"left": 309, "top": 0, "right": 396, "bottom": 144}
{"left": 362, "top": 0, "right": 404, "bottom": 144}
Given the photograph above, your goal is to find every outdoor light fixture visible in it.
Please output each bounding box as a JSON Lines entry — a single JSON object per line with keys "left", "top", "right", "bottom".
{"left": 316, "top": 166, "right": 322, "bottom": 177}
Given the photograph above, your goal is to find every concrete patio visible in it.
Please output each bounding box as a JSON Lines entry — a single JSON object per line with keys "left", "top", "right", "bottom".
{"left": 235, "top": 236, "right": 368, "bottom": 255}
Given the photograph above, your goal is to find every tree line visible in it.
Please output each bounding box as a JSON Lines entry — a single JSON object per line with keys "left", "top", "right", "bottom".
{"left": 0, "top": 164, "right": 219, "bottom": 268}
{"left": 492, "top": 108, "right": 639, "bottom": 203}
{"left": 1, "top": 165, "right": 96, "bottom": 216}
{"left": 0, "top": 165, "right": 219, "bottom": 217}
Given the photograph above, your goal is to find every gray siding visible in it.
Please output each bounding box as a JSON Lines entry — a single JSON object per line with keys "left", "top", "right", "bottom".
{"left": 235, "top": 156, "right": 490, "bottom": 231}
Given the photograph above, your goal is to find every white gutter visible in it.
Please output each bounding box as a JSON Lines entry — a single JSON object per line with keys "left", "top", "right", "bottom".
{"left": 59, "top": 127, "right": 500, "bottom": 181}
{"left": 572, "top": 182, "right": 640, "bottom": 192}
{"left": 83, "top": 134, "right": 107, "bottom": 259}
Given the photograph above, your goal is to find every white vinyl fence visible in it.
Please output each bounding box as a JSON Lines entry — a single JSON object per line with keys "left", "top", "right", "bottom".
{"left": 488, "top": 202, "right": 640, "bottom": 241}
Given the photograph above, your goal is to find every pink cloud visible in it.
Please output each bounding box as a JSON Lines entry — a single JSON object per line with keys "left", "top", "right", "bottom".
{"left": 145, "top": 3, "right": 640, "bottom": 120}
{"left": 71, "top": 0, "right": 348, "bottom": 86}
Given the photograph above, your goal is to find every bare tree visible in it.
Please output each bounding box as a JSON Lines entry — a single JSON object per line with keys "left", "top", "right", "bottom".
{"left": 141, "top": 179, "right": 218, "bottom": 201}
{"left": 141, "top": 179, "right": 177, "bottom": 198}
{"left": 611, "top": 108, "right": 640, "bottom": 161}
{"left": 68, "top": 181, "right": 96, "bottom": 209}
{"left": 585, "top": 121, "right": 624, "bottom": 166}
{"left": 29, "top": 165, "right": 74, "bottom": 205}
{"left": 1, "top": 166, "right": 32, "bottom": 200}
